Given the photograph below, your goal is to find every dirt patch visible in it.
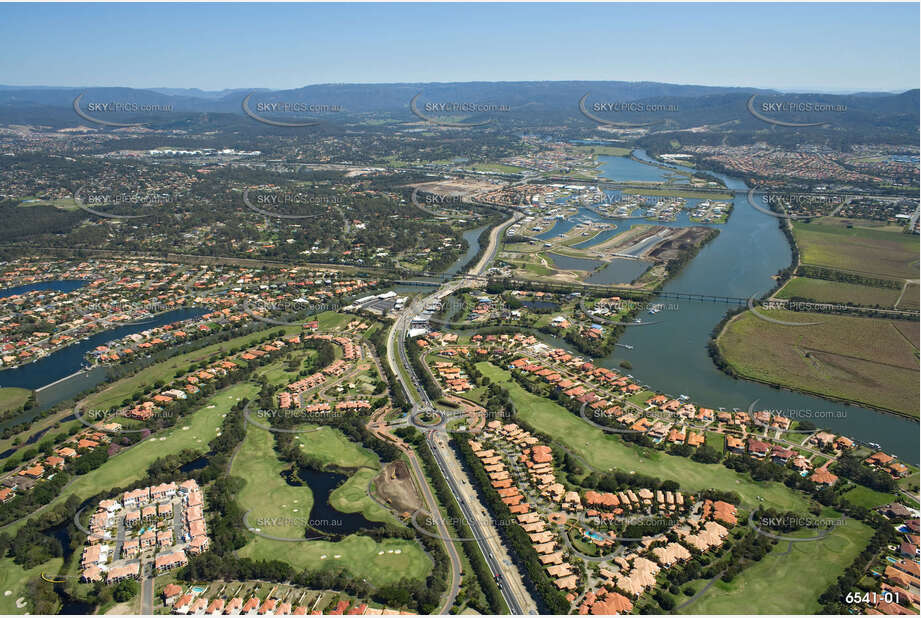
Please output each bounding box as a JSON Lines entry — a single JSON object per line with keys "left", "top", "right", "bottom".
{"left": 646, "top": 226, "right": 715, "bottom": 262}
{"left": 374, "top": 460, "right": 422, "bottom": 515}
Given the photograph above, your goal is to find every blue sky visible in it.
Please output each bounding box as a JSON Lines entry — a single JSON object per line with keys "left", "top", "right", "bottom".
{"left": 1, "top": 3, "right": 917, "bottom": 92}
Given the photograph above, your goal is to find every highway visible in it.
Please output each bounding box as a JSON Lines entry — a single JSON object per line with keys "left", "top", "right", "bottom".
{"left": 427, "top": 431, "right": 538, "bottom": 614}
{"left": 386, "top": 204, "right": 538, "bottom": 615}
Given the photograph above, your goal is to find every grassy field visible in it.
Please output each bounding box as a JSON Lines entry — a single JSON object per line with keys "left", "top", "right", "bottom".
{"left": 841, "top": 485, "right": 896, "bottom": 509}
{"left": 792, "top": 220, "right": 919, "bottom": 280}
{"left": 0, "top": 556, "right": 64, "bottom": 614}
{"left": 717, "top": 311, "right": 919, "bottom": 418}
{"left": 898, "top": 282, "right": 919, "bottom": 310}
{"left": 298, "top": 425, "right": 380, "bottom": 470}
{"left": 775, "top": 277, "right": 902, "bottom": 307}
{"left": 256, "top": 349, "right": 316, "bottom": 385}
{"left": 237, "top": 534, "right": 430, "bottom": 587}
{"left": 232, "top": 422, "right": 318, "bottom": 537}
{"left": 3, "top": 382, "right": 255, "bottom": 536}
{"left": 475, "top": 362, "right": 811, "bottom": 513}
{"left": 19, "top": 197, "right": 79, "bottom": 210}
{"left": 233, "top": 425, "right": 428, "bottom": 585}
{"left": 0, "top": 388, "right": 30, "bottom": 417}
{"left": 677, "top": 516, "right": 873, "bottom": 614}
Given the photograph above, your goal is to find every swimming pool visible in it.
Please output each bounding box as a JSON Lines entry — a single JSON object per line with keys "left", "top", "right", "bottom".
{"left": 583, "top": 530, "right": 605, "bottom": 542}
{"left": 191, "top": 586, "right": 207, "bottom": 594}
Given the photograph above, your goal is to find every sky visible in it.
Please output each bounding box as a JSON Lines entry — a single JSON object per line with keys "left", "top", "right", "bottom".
{"left": 0, "top": 2, "right": 918, "bottom": 92}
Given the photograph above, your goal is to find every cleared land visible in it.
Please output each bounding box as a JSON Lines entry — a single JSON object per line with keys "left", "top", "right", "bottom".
{"left": 475, "top": 362, "right": 811, "bottom": 512}
{"left": 677, "top": 516, "right": 873, "bottom": 614}
{"left": 792, "top": 220, "right": 918, "bottom": 280}
{"left": 775, "top": 277, "right": 902, "bottom": 307}
{"left": 717, "top": 311, "right": 919, "bottom": 418}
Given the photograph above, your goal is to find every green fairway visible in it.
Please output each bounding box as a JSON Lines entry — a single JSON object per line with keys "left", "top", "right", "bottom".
{"left": 237, "top": 534, "right": 430, "bottom": 587}
{"left": 233, "top": 425, "right": 428, "bottom": 585}
{"left": 0, "top": 556, "right": 64, "bottom": 614}
{"left": 4, "top": 382, "right": 255, "bottom": 535}
{"left": 298, "top": 425, "right": 380, "bottom": 470}
{"left": 232, "top": 422, "right": 316, "bottom": 538}
{"left": 841, "top": 485, "right": 896, "bottom": 509}
{"left": 677, "top": 517, "right": 873, "bottom": 614}
{"left": 775, "top": 277, "right": 902, "bottom": 307}
{"left": 717, "top": 310, "right": 919, "bottom": 418}
{"left": 475, "top": 363, "right": 811, "bottom": 512}
{"left": 330, "top": 467, "right": 396, "bottom": 524}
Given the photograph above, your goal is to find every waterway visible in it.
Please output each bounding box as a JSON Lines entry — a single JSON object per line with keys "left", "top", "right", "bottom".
{"left": 0, "top": 279, "right": 88, "bottom": 299}
{"left": 290, "top": 465, "right": 383, "bottom": 535}
{"left": 0, "top": 306, "right": 210, "bottom": 429}
{"left": 445, "top": 225, "right": 489, "bottom": 276}
{"left": 590, "top": 149, "right": 918, "bottom": 462}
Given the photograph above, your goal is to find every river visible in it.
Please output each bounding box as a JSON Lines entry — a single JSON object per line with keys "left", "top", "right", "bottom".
{"left": 589, "top": 150, "right": 918, "bottom": 462}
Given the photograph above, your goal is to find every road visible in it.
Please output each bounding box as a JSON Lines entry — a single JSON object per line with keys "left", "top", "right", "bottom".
{"left": 140, "top": 564, "right": 153, "bottom": 614}
{"left": 427, "top": 431, "right": 538, "bottom": 614}
{"left": 386, "top": 205, "right": 538, "bottom": 614}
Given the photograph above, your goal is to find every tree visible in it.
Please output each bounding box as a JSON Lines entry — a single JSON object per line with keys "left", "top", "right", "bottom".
{"left": 113, "top": 579, "right": 139, "bottom": 602}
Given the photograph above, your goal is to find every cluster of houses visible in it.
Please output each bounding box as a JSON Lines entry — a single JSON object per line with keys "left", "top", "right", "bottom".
{"left": 0, "top": 426, "right": 116, "bottom": 503}
{"left": 581, "top": 500, "right": 735, "bottom": 604}
{"left": 80, "top": 479, "right": 209, "bottom": 584}
{"left": 0, "top": 257, "right": 382, "bottom": 370}
{"left": 864, "top": 451, "right": 913, "bottom": 479}
{"left": 163, "top": 586, "right": 415, "bottom": 616}
{"left": 430, "top": 361, "right": 473, "bottom": 393}
{"left": 582, "top": 487, "right": 688, "bottom": 524}
{"left": 278, "top": 335, "right": 363, "bottom": 409}
{"left": 861, "top": 503, "right": 921, "bottom": 614}
{"left": 470, "top": 422, "right": 583, "bottom": 593}
{"left": 119, "top": 335, "right": 304, "bottom": 421}
{"left": 0, "top": 260, "right": 203, "bottom": 368}
{"left": 89, "top": 309, "right": 239, "bottom": 366}
{"left": 470, "top": 418, "right": 741, "bottom": 610}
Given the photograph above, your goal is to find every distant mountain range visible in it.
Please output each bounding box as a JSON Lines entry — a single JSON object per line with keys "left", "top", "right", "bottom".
{"left": 0, "top": 81, "right": 916, "bottom": 137}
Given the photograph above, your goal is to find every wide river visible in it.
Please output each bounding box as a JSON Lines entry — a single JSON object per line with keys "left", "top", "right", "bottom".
{"left": 590, "top": 150, "right": 918, "bottom": 462}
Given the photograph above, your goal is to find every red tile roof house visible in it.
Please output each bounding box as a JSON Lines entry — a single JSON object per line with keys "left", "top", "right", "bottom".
{"left": 174, "top": 594, "right": 195, "bottom": 614}
{"left": 155, "top": 550, "right": 188, "bottom": 572}
{"left": 726, "top": 435, "right": 744, "bottom": 454}
{"left": 771, "top": 445, "right": 795, "bottom": 464}
{"left": 163, "top": 583, "right": 183, "bottom": 606}
{"left": 809, "top": 469, "right": 839, "bottom": 486}
{"left": 747, "top": 439, "right": 771, "bottom": 459}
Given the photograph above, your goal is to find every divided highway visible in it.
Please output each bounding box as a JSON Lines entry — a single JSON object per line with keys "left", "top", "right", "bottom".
{"left": 385, "top": 208, "right": 538, "bottom": 615}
